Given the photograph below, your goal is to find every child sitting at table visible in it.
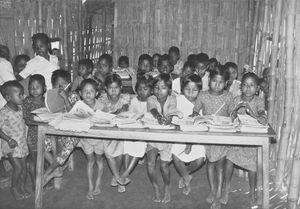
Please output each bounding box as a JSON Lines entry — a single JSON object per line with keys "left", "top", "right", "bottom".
{"left": 192, "top": 65, "right": 234, "bottom": 209}
{"left": 222, "top": 72, "right": 267, "bottom": 207}
{"left": 119, "top": 75, "right": 154, "bottom": 185}
{"left": 158, "top": 54, "right": 178, "bottom": 81}
{"left": 71, "top": 59, "right": 94, "bottom": 92}
{"left": 22, "top": 74, "right": 46, "bottom": 190}
{"left": 118, "top": 56, "right": 129, "bottom": 69}
{"left": 146, "top": 74, "right": 177, "bottom": 203}
{"left": 0, "top": 81, "right": 29, "bottom": 200}
{"left": 224, "top": 62, "right": 241, "bottom": 98}
{"left": 98, "top": 74, "right": 130, "bottom": 193}
{"left": 43, "top": 69, "right": 80, "bottom": 186}
{"left": 172, "top": 74, "right": 206, "bottom": 196}
{"left": 168, "top": 46, "right": 183, "bottom": 76}
{"left": 93, "top": 54, "right": 113, "bottom": 84}
{"left": 74, "top": 79, "right": 105, "bottom": 200}
{"left": 137, "top": 54, "right": 153, "bottom": 79}
{"left": 152, "top": 53, "right": 161, "bottom": 74}
{"left": 172, "top": 61, "right": 196, "bottom": 95}
{"left": 195, "top": 53, "right": 210, "bottom": 91}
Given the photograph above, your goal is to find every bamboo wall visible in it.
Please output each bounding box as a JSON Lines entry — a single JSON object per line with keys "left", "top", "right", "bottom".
{"left": 251, "top": 0, "right": 300, "bottom": 208}
{"left": 0, "top": 0, "right": 82, "bottom": 71}
{"left": 113, "top": 0, "right": 253, "bottom": 70}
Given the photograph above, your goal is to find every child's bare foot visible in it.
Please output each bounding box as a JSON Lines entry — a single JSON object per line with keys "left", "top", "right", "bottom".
{"left": 178, "top": 177, "right": 184, "bottom": 189}
{"left": 111, "top": 177, "right": 117, "bottom": 187}
{"left": 182, "top": 175, "right": 192, "bottom": 195}
{"left": 118, "top": 185, "right": 126, "bottom": 193}
{"left": 152, "top": 185, "right": 161, "bottom": 202}
{"left": 86, "top": 191, "right": 94, "bottom": 200}
{"left": 220, "top": 186, "right": 230, "bottom": 204}
{"left": 43, "top": 167, "right": 63, "bottom": 186}
{"left": 206, "top": 192, "right": 216, "bottom": 204}
{"left": 138, "top": 158, "right": 144, "bottom": 164}
{"left": 117, "top": 177, "right": 131, "bottom": 186}
{"left": 93, "top": 186, "right": 101, "bottom": 196}
{"left": 11, "top": 188, "right": 24, "bottom": 200}
{"left": 161, "top": 185, "right": 171, "bottom": 203}
{"left": 210, "top": 200, "right": 221, "bottom": 209}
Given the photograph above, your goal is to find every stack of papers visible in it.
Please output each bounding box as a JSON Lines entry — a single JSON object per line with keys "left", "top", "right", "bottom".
{"left": 140, "top": 113, "right": 175, "bottom": 130}
{"left": 193, "top": 115, "right": 236, "bottom": 132}
{"left": 32, "top": 108, "right": 63, "bottom": 123}
{"left": 49, "top": 117, "right": 92, "bottom": 132}
{"left": 111, "top": 112, "right": 144, "bottom": 125}
{"left": 238, "top": 114, "right": 268, "bottom": 133}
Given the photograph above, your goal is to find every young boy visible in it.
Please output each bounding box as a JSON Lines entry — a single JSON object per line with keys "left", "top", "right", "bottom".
{"left": 195, "top": 53, "right": 210, "bottom": 91}
{"left": 158, "top": 54, "right": 178, "bottom": 81}
{"left": 168, "top": 46, "right": 183, "bottom": 76}
{"left": 71, "top": 59, "right": 94, "bottom": 91}
{"left": 0, "top": 81, "right": 29, "bottom": 200}
{"left": 13, "top": 54, "right": 31, "bottom": 96}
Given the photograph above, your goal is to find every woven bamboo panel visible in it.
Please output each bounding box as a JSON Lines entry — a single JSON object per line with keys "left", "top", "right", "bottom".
{"left": 113, "top": 0, "right": 252, "bottom": 69}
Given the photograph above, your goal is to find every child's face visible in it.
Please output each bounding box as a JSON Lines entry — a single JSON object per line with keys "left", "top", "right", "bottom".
{"left": 29, "top": 80, "right": 44, "bottom": 98}
{"left": 196, "top": 62, "right": 208, "bottom": 78}
{"left": 153, "top": 56, "right": 160, "bottom": 68}
{"left": 97, "top": 59, "right": 111, "bottom": 76}
{"left": 119, "top": 61, "right": 129, "bottom": 69}
{"left": 14, "top": 59, "right": 27, "bottom": 75}
{"left": 7, "top": 87, "right": 24, "bottom": 105}
{"left": 78, "top": 65, "right": 89, "bottom": 77}
{"left": 33, "top": 40, "right": 49, "bottom": 58}
{"left": 182, "top": 66, "right": 194, "bottom": 77}
{"left": 137, "top": 83, "right": 151, "bottom": 101}
{"left": 228, "top": 67, "right": 238, "bottom": 81}
{"left": 209, "top": 75, "right": 226, "bottom": 94}
{"left": 158, "top": 60, "right": 172, "bottom": 75}
{"left": 139, "top": 60, "right": 151, "bottom": 74}
{"left": 263, "top": 68, "right": 270, "bottom": 82}
{"left": 54, "top": 77, "right": 70, "bottom": 91}
{"left": 153, "top": 80, "right": 170, "bottom": 100}
{"left": 169, "top": 52, "right": 179, "bottom": 66}
{"left": 107, "top": 82, "right": 121, "bottom": 99}
{"left": 241, "top": 77, "right": 258, "bottom": 98}
{"left": 80, "top": 83, "right": 97, "bottom": 105}
{"left": 183, "top": 82, "right": 200, "bottom": 102}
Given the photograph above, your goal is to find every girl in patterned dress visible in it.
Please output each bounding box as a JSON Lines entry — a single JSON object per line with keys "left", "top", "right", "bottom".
{"left": 222, "top": 73, "right": 267, "bottom": 207}
{"left": 0, "top": 81, "right": 29, "bottom": 200}
{"left": 43, "top": 70, "right": 80, "bottom": 186}
{"left": 172, "top": 74, "right": 206, "bottom": 196}
{"left": 192, "top": 65, "right": 234, "bottom": 209}
{"left": 98, "top": 74, "right": 130, "bottom": 193}
{"left": 22, "top": 74, "right": 46, "bottom": 190}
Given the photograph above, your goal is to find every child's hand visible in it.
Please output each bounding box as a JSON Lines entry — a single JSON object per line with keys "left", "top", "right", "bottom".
{"left": 162, "top": 116, "right": 172, "bottom": 125}
{"left": 184, "top": 145, "right": 192, "bottom": 155}
{"left": 8, "top": 138, "right": 18, "bottom": 149}
{"left": 257, "top": 116, "right": 268, "bottom": 125}
{"left": 59, "top": 90, "right": 69, "bottom": 101}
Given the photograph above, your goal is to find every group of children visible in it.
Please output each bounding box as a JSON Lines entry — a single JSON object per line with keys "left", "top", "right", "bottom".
{"left": 0, "top": 33, "right": 269, "bottom": 209}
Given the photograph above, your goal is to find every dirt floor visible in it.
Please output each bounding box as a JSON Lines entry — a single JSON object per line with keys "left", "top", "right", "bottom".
{"left": 0, "top": 149, "right": 287, "bottom": 209}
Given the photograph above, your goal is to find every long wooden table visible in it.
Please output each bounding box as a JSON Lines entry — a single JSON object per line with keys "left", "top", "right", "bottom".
{"left": 35, "top": 123, "right": 275, "bottom": 209}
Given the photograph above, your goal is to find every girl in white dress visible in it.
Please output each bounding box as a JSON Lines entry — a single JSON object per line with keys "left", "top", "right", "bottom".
{"left": 172, "top": 74, "right": 206, "bottom": 195}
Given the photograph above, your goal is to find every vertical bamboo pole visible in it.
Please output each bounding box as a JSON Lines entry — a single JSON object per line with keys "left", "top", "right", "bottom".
{"left": 268, "top": 0, "right": 283, "bottom": 123}
{"left": 78, "top": 0, "right": 83, "bottom": 59}
{"left": 275, "top": 0, "right": 296, "bottom": 190}
{"left": 256, "top": 0, "right": 269, "bottom": 76}
{"left": 38, "top": 0, "right": 43, "bottom": 32}
{"left": 288, "top": 128, "right": 300, "bottom": 209}
{"left": 62, "top": 0, "right": 69, "bottom": 70}
{"left": 249, "top": 0, "right": 260, "bottom": 66}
